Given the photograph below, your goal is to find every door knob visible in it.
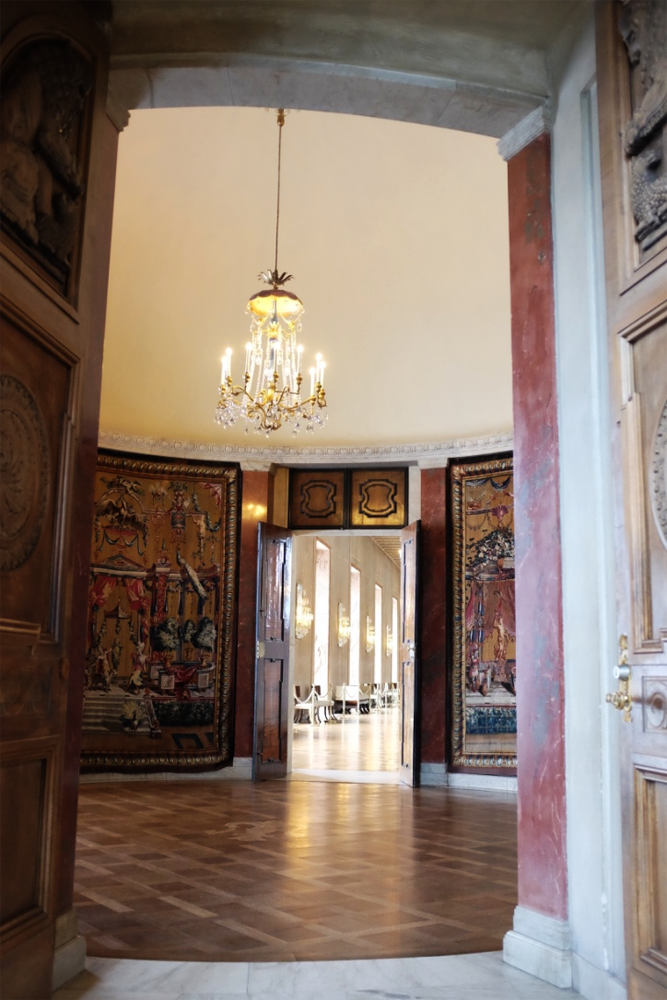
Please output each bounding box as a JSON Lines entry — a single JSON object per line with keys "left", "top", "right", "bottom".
{"left": 606, "top": 634, "right": 632, "bottom": 722}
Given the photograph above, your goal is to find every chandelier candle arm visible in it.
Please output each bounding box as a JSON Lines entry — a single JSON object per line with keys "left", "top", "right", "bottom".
{"left": 214, "top": 107, "right": 328, "bottom": 437}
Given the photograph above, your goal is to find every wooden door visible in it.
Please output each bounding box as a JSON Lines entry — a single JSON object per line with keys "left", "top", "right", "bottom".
{"left": 596, "top": 3, "right": 667, "bottom": 998}
{"left": 400, "top": 521, "right": 420, "bottom": 786}
{"left": 253, "top": 523, "right": 292, "bottom": 780}
{"left": 0, "top": 4, "right": 116, "bottom": 996}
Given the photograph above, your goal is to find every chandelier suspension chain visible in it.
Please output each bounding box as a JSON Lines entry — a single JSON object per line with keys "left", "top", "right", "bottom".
{"left": 214, "top": 106, "right": 327, "bottom": 436}
{"left": 274, "top": 109, "right": 285, "bottom": 277}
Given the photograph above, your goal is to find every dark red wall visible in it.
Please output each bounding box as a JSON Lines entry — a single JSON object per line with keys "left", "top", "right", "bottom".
{"left": 419, "top": 467, "right": 448, "bottom": 764}
{"left": 508, "top": 133, "right": 567, "bottom": 921}
{"left": 234, "top": 471, "right": 271, "bottom": 758}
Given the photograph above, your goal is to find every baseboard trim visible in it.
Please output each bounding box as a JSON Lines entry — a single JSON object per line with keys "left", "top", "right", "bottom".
{"left": 448, "top": 772, "right": 517, "bottom": 792}
{"left": 52, "top": 927, "right": 86, "bottom": 992}
{"left": 420, "top": 762, "right": 448, "bottom": 786}
{"left": 503, "top": 906, "right": 572, "bottom": 989}
{"left": 80, "top": 757, "right": 253, "bottom": 782}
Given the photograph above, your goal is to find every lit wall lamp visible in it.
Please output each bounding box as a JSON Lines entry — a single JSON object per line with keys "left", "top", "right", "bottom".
{"left": 295, "top": 583, "right": 314, "bottom": 639}
{"left": 366, "top": 616, "right": 375, "bottom": 653}
{"left": 337, "top": 603, "right": 350, "bottom": 647}
{"left": 385, "top": 625, "right": 393, "bottom": 657}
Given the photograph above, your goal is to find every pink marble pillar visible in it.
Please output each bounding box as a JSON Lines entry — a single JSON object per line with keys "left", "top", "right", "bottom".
{"left": 419, "top": 467, "right": 448, "bottom": 765}
{"left": 508, "top": 133, "right": 567, "bottom": 921}
{"left": 234, "top": 471, "right": 271, "bottom": 758}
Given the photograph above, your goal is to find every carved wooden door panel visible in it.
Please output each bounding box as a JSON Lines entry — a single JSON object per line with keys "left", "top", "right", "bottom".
{"left": 253, "top": 523, "right": 291, "bottom": 780}
{"left": 400, "top": 521, "right": 420, "bottom": 786}
{"left": 0, "top": 4, "right": 115, "bottom": 997}
{"left": 597, "top": 3, "right": 667, "bottom": 998}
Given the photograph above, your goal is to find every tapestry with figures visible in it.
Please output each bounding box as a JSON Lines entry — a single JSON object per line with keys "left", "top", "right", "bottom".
{"left": 81, "top": 452, "right": 239, "bottom": 770}
{"left": 451, "top": 457, "right": 516, "bottom": 771}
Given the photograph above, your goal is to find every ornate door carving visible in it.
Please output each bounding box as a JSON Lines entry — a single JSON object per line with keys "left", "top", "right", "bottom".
{"left": 0, "top": 4, "right": 115, "bottom": 995}
{"left": 597, "top": 3, "right": 667, "bottom": 997}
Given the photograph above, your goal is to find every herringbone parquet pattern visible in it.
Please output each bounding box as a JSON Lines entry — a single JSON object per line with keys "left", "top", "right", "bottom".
{"left": 75, "top": 772, "right": 517, "bottom": 963}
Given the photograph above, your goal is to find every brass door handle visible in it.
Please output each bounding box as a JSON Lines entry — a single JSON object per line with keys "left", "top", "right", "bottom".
{"left": 606, "top": 635, "right": 632, "bottom": 722}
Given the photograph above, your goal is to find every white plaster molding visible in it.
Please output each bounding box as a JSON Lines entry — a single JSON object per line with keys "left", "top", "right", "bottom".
{"left": 106, "top": 84, "right": 131, "bottom": 132}
{"left": 98, "top": 429, "right": 513, "bottom": 466}
{"left": 240, "top": 460, "right": 273, "bottom": 472}
{"left": 497, "top": 105, "right": 552, "bottom": 161}
{"left": 504, "top": 905, "right": 572, "bottom": 989}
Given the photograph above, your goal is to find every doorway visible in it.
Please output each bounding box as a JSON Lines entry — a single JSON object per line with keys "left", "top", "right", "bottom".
{"left": 291, "top": 533, "right": 405, "bottom": 783}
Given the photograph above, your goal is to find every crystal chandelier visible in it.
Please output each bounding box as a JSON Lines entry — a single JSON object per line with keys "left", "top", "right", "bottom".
{"left": 294, "top": 583, "right": 314, "bottom": 639}
{"left": 215, "top": 109, "right": 327, "bottom": 436}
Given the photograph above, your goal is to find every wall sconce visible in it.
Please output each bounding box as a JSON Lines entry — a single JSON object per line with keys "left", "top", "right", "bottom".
{"left": 337, "top": 603, "right": 350, "bottom": 647}
{"left": 385, "top": 625, "right": 393, "bottom": 657}
{"left": 366, "top": 616, "right": 375, "bottom": 653}
{"left": 295, "top": 583, "right": 314, "bottom": 639}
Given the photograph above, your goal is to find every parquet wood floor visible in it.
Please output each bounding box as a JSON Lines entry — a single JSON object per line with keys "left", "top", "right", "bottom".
{"left": 75, "top": 772, "right": 518, "bottom": 964}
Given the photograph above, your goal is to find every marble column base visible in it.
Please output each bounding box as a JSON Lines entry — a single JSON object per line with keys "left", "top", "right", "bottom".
{"left": 503, "top": 905, "right": 572, "bottom": 988}
{"left": 53, "top": 910, "right": 86, "bottom": 991}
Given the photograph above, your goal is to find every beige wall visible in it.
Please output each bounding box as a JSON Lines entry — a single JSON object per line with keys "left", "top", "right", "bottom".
{"left": 293, "top": 536, "right": 400, "bottom": 691}
{"left": 101, "top": 107, "right": 511, "bottom": 450}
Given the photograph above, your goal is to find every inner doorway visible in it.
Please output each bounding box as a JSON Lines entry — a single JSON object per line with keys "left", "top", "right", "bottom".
{"left": 291, "top": 532, "right": 407, "bottom": 783}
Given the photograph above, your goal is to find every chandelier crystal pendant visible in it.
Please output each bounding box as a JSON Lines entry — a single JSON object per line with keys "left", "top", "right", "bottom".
{"left": 215, "top": 109, "right": 328, "bottom": 436}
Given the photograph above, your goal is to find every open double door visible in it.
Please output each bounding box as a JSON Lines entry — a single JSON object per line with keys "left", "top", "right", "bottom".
{"left": 253, "top": 522, "right": 420, "bottom": 785}
{"left": 597, "top": 5, "right": 667, "bottom": 997}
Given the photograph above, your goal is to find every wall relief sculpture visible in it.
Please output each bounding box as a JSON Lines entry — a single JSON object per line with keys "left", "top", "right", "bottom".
{"left": 0, "top": 374, "right": 50, "bottom": 572}
{"left": 0, "top": 38, "right": 93, "bottom": 297}
{"left": 619, "top": 0, "right": 667, "bottom": 252}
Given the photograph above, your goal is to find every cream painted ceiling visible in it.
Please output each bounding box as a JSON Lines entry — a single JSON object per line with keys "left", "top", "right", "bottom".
{"left": 101, "top": 106, "right": 512, "bottom": 450}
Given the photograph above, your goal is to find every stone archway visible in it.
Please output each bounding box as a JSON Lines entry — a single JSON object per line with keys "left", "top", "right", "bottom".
{"left": 105, "top": 53, "right": 569, "bottom": 986}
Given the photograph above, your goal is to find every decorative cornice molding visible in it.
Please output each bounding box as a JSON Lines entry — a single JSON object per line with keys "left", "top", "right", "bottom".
{"left": 497, "top": 105, "right": 552, "bottom": 161}
{"left": 98, "top": 429, "right": 513, "bottom": 466}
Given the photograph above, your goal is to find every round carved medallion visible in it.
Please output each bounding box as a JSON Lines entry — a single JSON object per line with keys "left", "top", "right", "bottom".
{"left": 651, "top": 396, "right": 667, "bottom": 550}
{"left": 0, "top": 375, "right": 50, "bottom": 570}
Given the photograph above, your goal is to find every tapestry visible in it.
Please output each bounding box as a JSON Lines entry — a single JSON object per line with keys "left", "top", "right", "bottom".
{"left": 81, "top": 452, "right": 239, "bottom": 770}
{"left": 451, "top": 457, "right": 516, "bottom": 770}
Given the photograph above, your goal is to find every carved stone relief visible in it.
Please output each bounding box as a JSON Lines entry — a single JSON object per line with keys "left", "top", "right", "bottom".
{"left": 0, "top": 375, "right": 50, "bottom": 571}
{"left": 619, "top": 0, "right": 667, "bottom": 252}
{"left": 643, "top": 677, "right": 667, "bottom": 732}
{"left": 651, "top": 396, "right": 667, "bottom": 549}
{"left": 0, "top": 38, "right": 93, "bottom": 296}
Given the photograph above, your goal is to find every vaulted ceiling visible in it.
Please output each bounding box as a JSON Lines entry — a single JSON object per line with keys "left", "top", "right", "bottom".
{"left": 101, "top": 1, "right": 586, "bottom": 454}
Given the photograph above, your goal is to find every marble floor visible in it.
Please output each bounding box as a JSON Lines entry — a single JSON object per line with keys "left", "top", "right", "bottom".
{"left": 291, "top": 705, "right": 401, "bottom": 779}
{"left": 54, "top": 951, "right": 583, "bottom": 999}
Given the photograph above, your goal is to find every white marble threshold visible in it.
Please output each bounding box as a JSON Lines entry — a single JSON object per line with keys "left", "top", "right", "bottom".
{"left": 55, "top": 951, "right": 582, "bottom": 1000}
{"left": 289, "top": 767, "right": 400, "bottom": 784}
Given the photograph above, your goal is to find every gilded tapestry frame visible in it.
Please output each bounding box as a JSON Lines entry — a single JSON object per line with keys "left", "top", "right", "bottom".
{"left": 81, "top": 452, "right": 239, "bottom": 771}
{"left": 451, "top": 456, "right": 516, "bottom": 771}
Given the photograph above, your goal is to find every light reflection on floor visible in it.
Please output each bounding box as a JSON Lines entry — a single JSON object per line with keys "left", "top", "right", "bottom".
{"left": 292, "top": 704, "right": 401, "bottom": 779}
